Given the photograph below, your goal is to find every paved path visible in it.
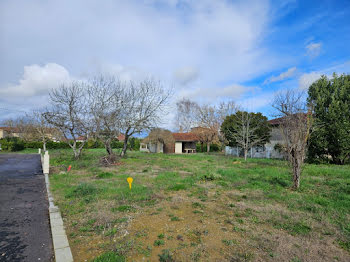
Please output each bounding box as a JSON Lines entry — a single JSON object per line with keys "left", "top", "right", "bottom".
{"left": 0, "top": 154, "right": 54, "bottom": 261}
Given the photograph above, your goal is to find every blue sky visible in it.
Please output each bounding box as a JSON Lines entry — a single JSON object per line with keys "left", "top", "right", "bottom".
{"left": 0, "top": 0, "right": 349, "bottom": 125}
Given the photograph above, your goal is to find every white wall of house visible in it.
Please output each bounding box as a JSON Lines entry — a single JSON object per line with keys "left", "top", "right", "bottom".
{"left": 175, "top": 142, "right": 182, "bottom": 154}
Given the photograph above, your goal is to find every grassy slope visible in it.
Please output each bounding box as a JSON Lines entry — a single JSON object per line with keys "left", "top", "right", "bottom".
{"left": 47, "top": 149, "right": 350, "bottom": 262}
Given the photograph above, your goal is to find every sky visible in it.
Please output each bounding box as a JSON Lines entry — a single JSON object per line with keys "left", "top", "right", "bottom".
{"left": 0, "top": 0, "right": 349, "bottom": 127}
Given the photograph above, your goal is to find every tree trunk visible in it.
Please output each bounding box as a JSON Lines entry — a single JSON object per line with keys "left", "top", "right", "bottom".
{"left": 43, "top": 138, "right": 46, "bottom": 152}
{"left": 120, "top": 135, "right": 129, "bottom": 157}
{"left": 201, "top": 142, "right": 204, "bottom": 152}
{"left": 105, "top": 139, "right": 113, "bottom": 155}
{"left": 206, "top": 143, "right": 210, "bottom": 153}
{"left": 292, "top": 161, "right": 301, "bottom": 189}
{"left": 244, "top": 149, "right": 248, "bottom": 161}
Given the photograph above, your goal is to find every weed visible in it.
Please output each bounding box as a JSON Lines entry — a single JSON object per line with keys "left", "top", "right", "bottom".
{"left": 158, "top": 249, "right": 174, "bottom": 262}
{"left": 97, "top": 172, "right": 114, "bottom": 179}
{"left": 158, "top": 233, "right": 165, "bottom": 239}
{"left": 105, "top": 228, "right": 118, "bottom": 236}
{"left": 111, "top": 205, "right": 135, "bottom": 213}
{"left": 154, "top": 239, "right": 165, "bottom": 246}
{"left": 65, "top": 183, "right": 99, "bottom": 198}
{"left": 92, "top": 251, "right": 125, "bottom": 262}
{"left": 222, "top": 239, "right": 237, "bottom": 246}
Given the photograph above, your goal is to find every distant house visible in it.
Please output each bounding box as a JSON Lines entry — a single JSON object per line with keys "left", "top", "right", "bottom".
{"left": 117, "top": 134, "right": 125, "bottom": 142}
{"left": 0, "top": 127, "right": 22, "bottom": 139}
{"left": 225, "top": 117, "right": 285, "bottom": 159}
{"left": 140, "top": 128, "right": 199, "bottom": 154}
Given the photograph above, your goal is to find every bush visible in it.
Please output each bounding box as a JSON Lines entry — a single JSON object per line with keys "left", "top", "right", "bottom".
{"left": 0, "top": 137, "right": 25, "bottom": 151}
{"left": 196, "top": 143, "right": 220, "bottom": 152}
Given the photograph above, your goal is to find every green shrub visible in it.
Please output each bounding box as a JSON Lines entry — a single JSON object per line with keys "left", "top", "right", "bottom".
{"left": 0, "top": 138, "right": 25, "bottom": 151}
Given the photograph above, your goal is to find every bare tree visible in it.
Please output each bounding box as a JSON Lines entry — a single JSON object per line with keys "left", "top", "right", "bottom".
{"left": 222, "top": 111, "right": 271, "bottom": 160}
{"left": 175, "top": 98, "right": 200, "bottom": 132}
{"left": 273, "top": 90, "right": 313, "bottom": 189}
{"left": 28, "top": 110, "right": 57, "bottom": 151}
{"left": 195, "top": 105, "right": 220, "bottom": 152}
{"left": 119, "top": 79, "right": 172, "bottom": 157}
{"left": 87, "top": 76, "right": 123, "bottom": 157}
{"left": 44, "top": 82, "right": 89, "bottom": 159}
{"left": 2, "top": 116, "right": 33, "bottom": 141}
{"left": 175, "top": 99, "right": 237, "bottom": 152}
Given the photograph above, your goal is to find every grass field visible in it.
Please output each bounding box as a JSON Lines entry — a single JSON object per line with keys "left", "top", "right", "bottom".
{"left": 46, "top": 149, "right": 350, "bottom": 262}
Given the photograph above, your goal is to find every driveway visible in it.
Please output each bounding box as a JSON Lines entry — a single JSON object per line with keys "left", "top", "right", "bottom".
{"left": 0, "top": 154, "right": 54, "bottom": 261}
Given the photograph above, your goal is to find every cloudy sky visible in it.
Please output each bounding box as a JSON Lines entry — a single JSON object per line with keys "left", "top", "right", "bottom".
{"left": 0, "top": 0, "right": 349, "bottom": 123}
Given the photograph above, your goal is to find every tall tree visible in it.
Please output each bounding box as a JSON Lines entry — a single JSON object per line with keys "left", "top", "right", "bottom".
{"left": 175, "top": 98, "right": 200, "bottom": 132}
{"left": 273, "top": 90, "right": 313, "bottom": 189}
{"left": 221, "top": 111, "right": 271, "bottom": 161}
{"left": 44, "top": 82, "right": 89, "bottom": 159}
{"left": 119, "top": 79, "right": 171, "bottom": 157}
{"left": 87, "top": 76, "right": 123, "bottom": 157}
{"left": 307, "top": 73, "right": 350, "bottom": 164}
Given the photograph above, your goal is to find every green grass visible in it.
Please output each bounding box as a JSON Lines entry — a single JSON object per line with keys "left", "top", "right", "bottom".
{"left": 93, "top": 252, "right": 125, "bottom": 262}
{"left": 44, "top": 149, "right": 350, "bottom": 260}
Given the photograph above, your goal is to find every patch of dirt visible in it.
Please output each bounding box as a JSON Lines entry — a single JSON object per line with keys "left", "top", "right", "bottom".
{"left": 124, "top": 189, "right": 350, "bottom": 262}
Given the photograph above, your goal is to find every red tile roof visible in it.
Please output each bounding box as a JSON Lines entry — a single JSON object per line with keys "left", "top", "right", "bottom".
{"left": 0, "top": 127, "right": 20, "bottom": 132}
{"left": 267, "top": 117, "right": 284, "bottom": 126}
{"left": 172, "top": 132, "right": 199, "bottom": 142}
{"left": 117, "top": 134, "right": 125, "bottom": 141}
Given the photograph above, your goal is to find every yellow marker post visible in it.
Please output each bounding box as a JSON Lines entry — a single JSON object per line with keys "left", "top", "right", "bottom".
{"left": 127, "top": 177, "right": 133, "bottom": 190}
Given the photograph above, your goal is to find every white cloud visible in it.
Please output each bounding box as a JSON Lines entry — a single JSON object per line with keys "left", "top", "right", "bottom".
{"left": 177, "top": 83, "right": 251, "bottom": 103}
{"left": 305, "top": 42, "right": 322, "bottom": 58}
{"left": 264, "top": 67, "right": 297, "bottom": 84}
{"left": 298, "top": 72, "right": 321, "bottom": 90}
{"left": 173, "top": 66, "right": 199, "bottom": 85}
{"left": 0, "top": 63, "right": 71, "bottom": 98}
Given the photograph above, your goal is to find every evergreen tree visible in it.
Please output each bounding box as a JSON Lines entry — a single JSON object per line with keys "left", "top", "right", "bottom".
{"left": 307, "top": 73, "right": 350, "bottom": 164}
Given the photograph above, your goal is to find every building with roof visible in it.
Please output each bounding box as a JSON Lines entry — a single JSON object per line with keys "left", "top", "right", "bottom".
{"left": 140, "top": 129, "right": 199, "bottom": 154}
{"left": 225, "top": 117, "right": 285, "bottom": 159}
{"left": 0, "top": 127, "right": 23, "bottom": 138}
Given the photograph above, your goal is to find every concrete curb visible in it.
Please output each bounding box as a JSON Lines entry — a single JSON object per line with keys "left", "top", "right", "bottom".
{"left": 41, "top": 150, "right": 74, "bottom": 262}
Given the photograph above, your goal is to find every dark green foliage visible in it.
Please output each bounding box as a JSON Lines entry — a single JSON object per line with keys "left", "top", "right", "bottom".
{"left": 221, "top": 111, "right": 271, "bottom": 147}
{"left": 196, "top": 143, "right": 220, "bottom": 152}
{"left": 93, "top": 252, "right": 125, "bottom": 262}
{"left": 307, "top": 73, "right": 350, "bottom": 164}
{"left": 0, "top": 137, "right": 25, "bottom": 151}
{"left": 154, "top": 239, "right": 165, "bottom": 246}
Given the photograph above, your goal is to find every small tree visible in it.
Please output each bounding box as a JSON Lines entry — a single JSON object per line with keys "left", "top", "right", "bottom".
{"left": 221, "top": 111, "right": 271, "bottom": 160}
{"left": 119, "top": 79, "right": 171, "bottom": 157}
{"left": 44, "top": 82, "right": 89, "bottom": 159}
{"left": 28, "top": 110, "right": 57, "bottom": 151}
{"left": 273, "top": 90, "right": 313, "bottom": 189}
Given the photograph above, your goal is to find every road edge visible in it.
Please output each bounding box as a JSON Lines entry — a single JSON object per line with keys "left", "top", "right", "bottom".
{"left": 42, "top": 151, "right": 74, "bottom": 262}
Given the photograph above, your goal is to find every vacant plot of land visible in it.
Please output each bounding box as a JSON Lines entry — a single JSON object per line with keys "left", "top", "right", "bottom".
{"left": 46, "top": 149, "right": 350, "bottom": 261}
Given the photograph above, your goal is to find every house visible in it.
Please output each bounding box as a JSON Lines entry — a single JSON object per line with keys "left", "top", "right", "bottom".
{"left": 225, "top": 117, "right": 285, "bottom": 159}
{"left": 140, "top": 128, "right": 199, "bottom": 154}
{"left": 0, "top": 127, "right": 23, "bottom": 138}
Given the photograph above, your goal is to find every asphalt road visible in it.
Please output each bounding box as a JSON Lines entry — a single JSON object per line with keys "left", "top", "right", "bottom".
{"left": 0, "top": 154, "right": 54, "bottom": 262}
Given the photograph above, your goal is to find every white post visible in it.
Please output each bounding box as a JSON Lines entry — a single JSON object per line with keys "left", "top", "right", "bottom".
{"left": 43, "top": 151, "right": 50, "bottom": 174}
{"left": 38, "top": 148, "right": 41, "bottom": 154}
